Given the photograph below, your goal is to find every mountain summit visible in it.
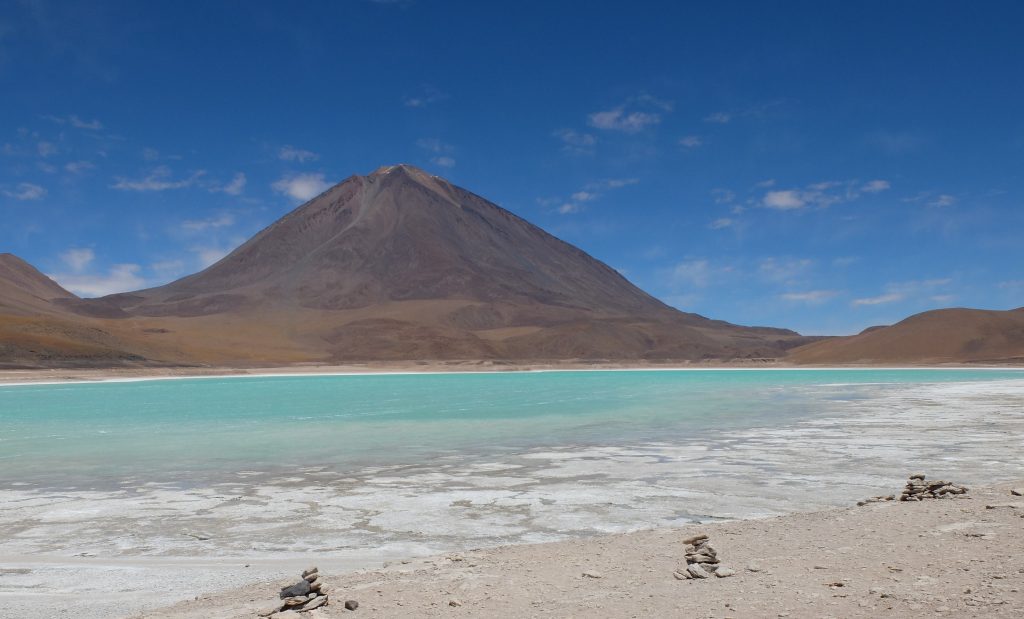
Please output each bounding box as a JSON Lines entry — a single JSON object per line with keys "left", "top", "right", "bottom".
{"left": 3, "top": 166, "right": 810, "bottom": 366}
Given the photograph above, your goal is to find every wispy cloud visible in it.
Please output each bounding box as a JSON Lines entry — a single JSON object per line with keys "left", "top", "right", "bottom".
{"left": 272, "top": 172, "right": 331, "bottom": 202}
{"left": 758, "top": 257, "right": 813, "bottom": 284}
{"left": 679, "top": 135, "right": 702, "bottom": 148}
{"left": 928, "top": 194, "right": 956, "bottom": 207}
{"left": 860, "top": 179, "right": 891, "bottom": 193}
{"left": 553, "top": 128, "right": 597, "bottom": 155}
{"left": 65, "top": 160, "right": 95, "bottom": 173}
{"left": 781, "top": 290, "right": 839, "bottom": 304}
{"left": 852, "top": 278, "right": 952, "bottom": 307}
{"left": 588, "top": 108, "right": 660, "bottom": 133}
{"left": 37, "top": 141, "right": 57, "bottom": 157}
{"left": 554, "top": 178, "right": 638, "bottom": 215}
{"left": 111, "top": 166, "right": 205, "bottom": 191}
{"left": 761, "top": 179, "right": 889, "bottom": 211}
{"left": 703, "top": 111, "right": 731, "bottom": 124}
{"left": 2, "top": 182, "right": 47, "bottom": 200}
{"left": 181, "top": 213, "right": 235, "bottom": 232}
{"left": 60, "top": 247, "right": 95, "bottom": 272}
{"left": 416, "top": 138, "right": 456, "bottom": 168}
{"left": 279, "top": 145, "right": 318, "bottom": 163}
{"left": 213, "top": 172, "right": 246, "bottom": 195}
{"left": 43, "top": 114, "right": 103, "bottom": 130}
{"left": 708, "top": 217, "right": 733, "bottom": 229}
{"left": 403, "top": 85, "right": 447, "bottom": 108}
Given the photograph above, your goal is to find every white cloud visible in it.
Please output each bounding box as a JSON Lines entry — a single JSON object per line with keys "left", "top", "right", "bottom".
{"left": 37, "top": 141, "right": 57, "bottom": 157}
{"left": 69, "top": 115, "right": 102, "bottom": 130}
{"left": 570, "top": 191, "right": 597, "bottom": 202}
{"left": 50, "top": 264, "right": 147, "bottom": 298}
{"left": 111, "top": 166, "right": 205, "bottom": 191}
{"left": 759, "top": 257, "right": 813, "bottom": 283}
{"left": 272, "top": 173, "right": 331, "bottom": 202}
{"left": 703, "top": 111, "right": 731, "bottom": 124}
{"left": 852, "top": 292, "right": 903, "bottom": 306}
{"left": 781, "top": 290, "right": 838, "bottom": 304}
{"left": 192, "top": 245, "right": 233, "bottom": 268}
{"left": 860, "top": 179, "right": 890, "bottom": 193}
{"left": 2, "top": 182, "right": 47, "bottom": 200}
{"left": 181, "top": 213, "right": 235, "bottom": 232}
{"left": 763, "top": 190, "right": 806, "bottom": 210}
{"left": 279, "top": 146, "right": 318, "bottom": 162}
{"left": 852, "top": 278, "right": 952, "bottom": 307}
{"left": 709, "top": 218, "right": 733, "bottom": 229}
{"left": 431, "top": 156, "right": 456, "bottom": 168}
{"left": 557, "top": 203, "right": 582, "bottom": 215}
{"left": 671, "top": 259, "right": 712, "bottom": 288}
{"left": 554, "top": 128, "right": 597, "bottom": 154}
{"left": 416, "top": 138, "right": 454, "bottom": 153}
{"left": 588, "top": 108, "right": 660, "bottom": 133}
{"left": 679, "top": 135, "right": 702, "bottom": 148}
{"left": 403, "top": 85, "right": 447, "bottom": 108}
{"left": 60, "top": 248, "right": 95, "bottom": 272}
{"left": 65, "top": 160, "right": 95, "bottom": 173}
{"left": 711, "top": 188, "right": 735, "bottom": 204}
{"left": 928, "top": 194, "right": 956, "bottom": 207}
{"left": 215, "top": 172, "right": 246, "bottom": 195}
{"left": 603, "top": 178, "right": 639, "bottom": 189}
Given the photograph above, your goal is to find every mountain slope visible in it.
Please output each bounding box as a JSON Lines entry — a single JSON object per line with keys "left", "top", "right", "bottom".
{"left": 3, "top": 165, "right": 812, "bottom": 367}
{"left": 0, "top": 253, "right": 76, "bottom": 315}
{"left": 788, "top": 307, "right": 1024, "bottom": 364}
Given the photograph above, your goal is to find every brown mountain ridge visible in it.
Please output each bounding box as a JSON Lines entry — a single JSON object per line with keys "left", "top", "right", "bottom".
{"left": 1, "top": 165, "right": 811, "bottom": 368}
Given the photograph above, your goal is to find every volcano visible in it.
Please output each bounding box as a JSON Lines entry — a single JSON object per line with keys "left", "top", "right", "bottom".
{"left": 2, "top": 165, "right": 808, "bottom": 367}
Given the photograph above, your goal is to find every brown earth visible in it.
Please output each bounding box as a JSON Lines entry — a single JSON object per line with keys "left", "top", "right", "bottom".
{"left": 0, "top": 165, "right": 810, "bottom": 368}
{"left": 790, "top": 307, "right": 1024, "bottom": 365}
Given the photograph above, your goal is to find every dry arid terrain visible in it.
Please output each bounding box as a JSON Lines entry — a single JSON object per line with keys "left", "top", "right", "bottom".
{"left": 790, "top": 307, "right": 1024, "bottom": 365}
{"left": 135, "top": 481, "right": 1024, "bottom": 619}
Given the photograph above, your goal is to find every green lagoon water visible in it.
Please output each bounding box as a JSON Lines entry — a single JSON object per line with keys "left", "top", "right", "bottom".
{"left": 2, "top": 369, "right": 1022, "bottom": 489}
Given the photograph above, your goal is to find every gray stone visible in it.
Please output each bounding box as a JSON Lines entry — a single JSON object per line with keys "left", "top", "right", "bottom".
{"left": 300, "top": 596, "right": 328, "bottom": 612}
{"left": 909, "top": 473, "right": 926, "bottom": 480}
{"left": 581, "top": 570, "right": 603, "bottom": 579}
{"left": 715, "top": 567, "right": 736, "bottom": 578}
{"left": 258, "top": 603, "right": 285, "bottom": 617}
{"left": 682, "top": 534, "right": 708, "bottom": 545}
{"left": 985, "top": 502, "right": 1024, "bottom": 510}
{"left": 673, "top": 569, "right": 691, "bottom": 580}
{"left": 344, "top": 600, "right": 359, "bottom": 611}
{"left": 449, "top": 599, "right": 463, "bottom": 607}
{"left": 1012, "top": 488, "right": 1024, "bottom": 497}
{"left": 687, "top": 563, "right": 710, "bottom": 579}
{"left": 302, "top": 566, "right": 318, "bottom": 578}
{"left": 280, "top": 580, "right": 312, "bottom": 599}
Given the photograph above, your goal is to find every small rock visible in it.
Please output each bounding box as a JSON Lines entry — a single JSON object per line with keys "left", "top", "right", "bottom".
{"left": 985, "top": 502, "right": 1024, "bottom": 510}
{"left": 581, "top": 571, "right": 603, "bottom": 579}
{"left": 746, "top": 563, "right": 762, "bottom": 572}
{"left": 909, "top": 473, "right": 926, "bottom": 480}
{"left": 258, "top": 603, "right": 284, "bottom": 617}
{"left": 449, "top": 599, "right": 463, "bottom": 607}
{"left": 283, "top": 596, "right": 308, "bottom": 607}
{"left": 715, "top": 567, "right": 736, "bottom": 578}
{"left": 682, "top": 534, "right": 708, "bottom": 545}
{"left": 1011, "top": 488, "right": 1023, "bottom": 496}
{"left": 344, "top": 600, "right": 359, "bottom": 611}
{"left": 280, "top": 580, "right": 312, "bottom": 599}
{"left": 309, "top": 577, "right": 323, "bottom": 591}
{"left": 300, "top": 596, "right": 328, "bottom": 612}
{"left": 687, "top": 563, "right": 710, "bottom": 579}
{"left": 304, "top": 572, "right": 319, "bottom": 583}
{"left": 673, "top": 569, "right": 691, "bottom": 580}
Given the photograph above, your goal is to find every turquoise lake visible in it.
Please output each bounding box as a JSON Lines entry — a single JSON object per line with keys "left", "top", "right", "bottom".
{"left": 2, "top": 369, "right": 1023, "bottom": 489}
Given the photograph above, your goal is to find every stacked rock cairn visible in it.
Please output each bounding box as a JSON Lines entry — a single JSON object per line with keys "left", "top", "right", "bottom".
{"left": 673, "top": 534, "right": 735, "bottom": 580}
{"left": 260, "top": 566, "right": 358, "bottom": 615}
{"left": 899, "top": 473, "right": 968, "bottom": 501}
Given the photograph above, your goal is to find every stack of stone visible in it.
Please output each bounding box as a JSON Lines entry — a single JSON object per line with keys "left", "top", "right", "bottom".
{"left": 259, "top": 566, "right": 334, "bottom": 616}
{"left": 857, "top": 494, "right": 896, "bottom": 506}
{"left": 673, "top": 534, "right": 735, "bottom": 580}
{"left": 899, "top": 473, "right": 968, "bottom": 501}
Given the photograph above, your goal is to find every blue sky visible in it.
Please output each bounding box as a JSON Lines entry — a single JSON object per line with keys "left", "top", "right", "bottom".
{"left": 2, "top": 1, "right": 1022, "bottom": 335}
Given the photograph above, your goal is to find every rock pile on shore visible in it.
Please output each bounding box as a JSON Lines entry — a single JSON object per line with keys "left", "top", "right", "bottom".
{"left": 899, "top": 474, "right": 968, "bottom": 501}
{"left": 673, "top": 534, "right": 735, "bottom": 580}
{"left": 258, "top": 566, "right": 354, "bottom": 616}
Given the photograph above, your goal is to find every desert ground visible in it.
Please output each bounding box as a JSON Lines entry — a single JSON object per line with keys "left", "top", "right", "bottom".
{"left": 132, "top": 481, "right": 1024, "bottom": 618}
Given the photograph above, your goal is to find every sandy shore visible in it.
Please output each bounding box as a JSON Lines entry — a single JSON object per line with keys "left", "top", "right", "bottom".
{"left": 134, "top": 481, "right": 1024, "bottom": 618}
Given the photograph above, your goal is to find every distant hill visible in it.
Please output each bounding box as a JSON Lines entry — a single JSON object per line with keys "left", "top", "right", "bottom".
{"left": 0, "top": 165, "right": 809, "bottom": 367}
{"left": 788, "top": 307, "right": 1024, "bottom": 364}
